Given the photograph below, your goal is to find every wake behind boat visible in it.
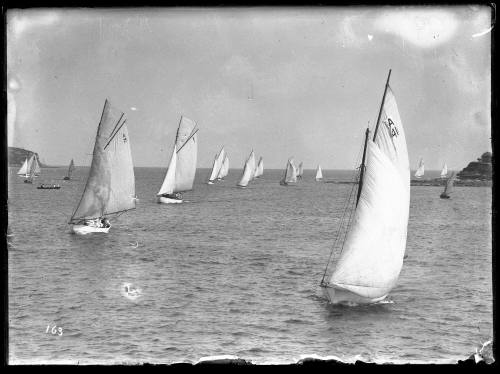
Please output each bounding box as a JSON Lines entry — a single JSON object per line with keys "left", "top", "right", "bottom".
{"left": 68, "top": 99, "right": 136, "bottom": 234}
{"left": 320, "top": 70, "right": 410, "bottom": 305}
{"left": 157, "top": 116, "right": 199, "bottom": 203}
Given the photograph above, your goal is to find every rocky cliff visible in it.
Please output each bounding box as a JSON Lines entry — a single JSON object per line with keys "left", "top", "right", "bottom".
{"left": 8, "top": 147, "right": 49, "bottom": 167}
{"left": 457, "top": 152, "right": 492, "bottom": 181}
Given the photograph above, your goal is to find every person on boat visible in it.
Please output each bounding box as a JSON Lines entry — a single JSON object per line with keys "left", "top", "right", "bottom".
{"left": 101, "top": 218, "right": 110, "bottom": 228}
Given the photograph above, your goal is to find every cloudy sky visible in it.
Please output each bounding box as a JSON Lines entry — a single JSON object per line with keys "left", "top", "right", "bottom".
{"left": 7, "top": 6, "right": 491, "bottom": 170}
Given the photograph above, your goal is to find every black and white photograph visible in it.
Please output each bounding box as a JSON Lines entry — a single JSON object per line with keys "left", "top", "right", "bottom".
{"left": 6, "top": 5, "right": 493, "bottom": 365}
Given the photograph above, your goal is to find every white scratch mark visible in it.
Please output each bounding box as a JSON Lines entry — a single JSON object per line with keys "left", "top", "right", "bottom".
{"left": 472, "top": 26, "right": 493, "bottom": 38}
{"left": 367, "top": 34, "right": 373, "bottom": 41}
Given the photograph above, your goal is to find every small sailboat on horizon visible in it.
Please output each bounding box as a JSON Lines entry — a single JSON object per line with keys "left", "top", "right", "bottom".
{"left": 297, "top": 162, "right": 304, "bottom": 179}
{"left": 254, "top": 157, "right": 264, "bottom": 178}
{"left": 208, "top": 146, "right": 225, "bottom": 184}
{"left": 68, "top": 99, "right": 136, "bottom": 234}
{"left": 218, "top": 154, "right": 229, "bottom": 181}
{"left": 440, "top": 163, "right": 448, "bottom": 179}
{"left": 440, "top": 171, "right": 456, "bottom": 199}
{"left": 280, "top": 158, "right": 298, "bottom": 186}
{"left": 63, "top": 159, "right": 75, "bottom": 180}
{"left": 23, "top": 154, "right": 41, "bottom": 184}
{"left": 414, "top": 157, "right": 424, "bottom": 179}
{"left": 315, "top": 165, "right": 323, "bottom": 181}
{"left": 157, "top": 116, "right": 199, "bottom": 203}
{"left": 236, "top": 150, "right": 256, "bottom": 188}
{"left": 320, "top": 69, "right": 410, "bottom": 305}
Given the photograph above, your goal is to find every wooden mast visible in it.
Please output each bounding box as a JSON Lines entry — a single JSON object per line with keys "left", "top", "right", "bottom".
{"left": 372, "top": 69, "right": 392, "bottom": 142}
{"left": 356, "top": 127, "right": 370, "bottom": 206}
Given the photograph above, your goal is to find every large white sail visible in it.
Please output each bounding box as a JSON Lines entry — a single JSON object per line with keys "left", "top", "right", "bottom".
{"left": 218, "top": 155, "right": 229, "bottom": 179}
{"left": 254, "top": 157, "right": 264, "bottom": 178}
{"left": 440, "top": 163, "right": 448, "bottom": 178}
{"left": 17, "top": 157, "right": 29, "bottom": 175}
{"left": 173, "top": 116, "right": 199, "bottom": 192}
{"left": 315, "top": 165, "right": 323, "bottom": 181}
{"left": 209, "top": 147, "right": 225, "bottom": 182}
{"left": 328, "top": 85, "right": 410, "bottom": 300}
{"left": 237, "top": 151, "right": 255, "bottom": 187}
{"left": 157, "top": 145, "right": 178, "bottom": 195}
{"left": 32, "top": 154, "right": 41, "bottom": 175}
{"left": 414, "top": 157, "right": 424, "bottom": 178}
{"left": 280, "top": 158, "right": 297, "bottom": 184}
{"left": 70, "top": 100, "right": 136, "bottom": 223}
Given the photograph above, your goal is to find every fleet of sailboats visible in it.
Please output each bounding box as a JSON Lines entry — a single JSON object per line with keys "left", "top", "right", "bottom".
{"left": 414, "top": 157, "right": 425, "bottom": 179}
{"left": 157, "top": 116, "right": 199, "bottom": 203}
{"left": 236, "top": 150, "right": 256, "bottom": 188}
{"left": 63, "top": 159, "right": 75, "bottom": 180}
{"left": 440, "top": 171, "right": 456, "bottom": 199}
{"left": 68, "top": 99, "right": 136, "bottom": 234}
{"left": 320, "top": 69, "right": 410, "bottom": 305}
{"left": 315, "top": 165, "right": 323, "bottom": 181}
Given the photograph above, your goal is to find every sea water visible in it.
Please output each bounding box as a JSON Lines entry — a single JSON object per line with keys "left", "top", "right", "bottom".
{"left": 7, "top": 167, "right": 492, "bottom": 364}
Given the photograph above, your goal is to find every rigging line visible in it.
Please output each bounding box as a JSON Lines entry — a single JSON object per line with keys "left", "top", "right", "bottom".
{"left": 321, "top": 139, "right": 364, "bottom": 284}
{"left": 69, "top": 101, "right": 109, "bottom": 221}
{"left": 176, "top": 128, "right": 199, "bottom": 154}
{"left": 103, "top": 118, "right": 127, "bottom": 150}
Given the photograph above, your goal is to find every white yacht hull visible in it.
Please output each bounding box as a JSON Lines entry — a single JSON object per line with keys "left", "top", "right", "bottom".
{"left": 321, "top": 284, "right": 387, "bottom": 305}
{"left": 157, "top": 196, "right": 183, "bottom": 204}
{"left": 72, "top": 225, "right": 110, "bottom": 234}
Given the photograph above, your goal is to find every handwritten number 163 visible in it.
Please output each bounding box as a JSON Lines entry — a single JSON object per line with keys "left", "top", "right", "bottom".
{"left": 46, "top": 324, "right": 63, "bottom": 336}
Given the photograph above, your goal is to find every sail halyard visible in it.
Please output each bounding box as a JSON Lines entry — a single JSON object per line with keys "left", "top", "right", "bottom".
{"left": 326, "top": 73, "right": 410, "bottom": 300}
{"left": 70, "top": 100, "right": 136, "bottom": 223}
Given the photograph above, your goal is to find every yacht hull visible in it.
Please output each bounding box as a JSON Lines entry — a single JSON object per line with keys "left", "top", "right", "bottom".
{"left": 72, "top": 225, "right": 110, "bottom": 234}
{"left": 321, "top": 284, "right": 387, "bottom": 305}
{"left": 157, "top": 196, "right": 183, "bottom": 204}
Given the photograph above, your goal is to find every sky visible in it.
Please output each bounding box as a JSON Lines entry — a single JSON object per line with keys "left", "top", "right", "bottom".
{"left": 7, "top": 6, "right": 492, "bottom": 170}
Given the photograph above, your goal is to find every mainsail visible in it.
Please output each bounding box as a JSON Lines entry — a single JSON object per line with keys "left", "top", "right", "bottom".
{"left": 280, "top": 158, "right": 298, "bottom": 184}
{"left": 218, "top": 155, "right": 229, "bottom": 179}
{"left": 442, "top": 171, "right": 456, "bottom": 196}
{"left": 440, "top": 163, "right": 448, "bottom": 178}
{"left": 237, "top": 150, "right": 256, "bottom": 187}
{"left": 254, "top": 157, "right": 264, "bottom": 178}
{"left": 326, "top": 72, "right": 410, "bottom": 300}
{"left": 209, "top": 147, "right": 225, "bottom": 182}
{"left": 315, "top": 165, "right": 323, "bottom": 181}
{"left": 17, "top": 157, "right": 29, "bottom": 176}
{"left": 66, "top": 159, "right": 75, "bottom": 178}
{"left": 157, "top": 116, "right": 199, "bottom": 195}
{"left": 414, "top": 157, "right": 424, "bottom": 178}
{"left": 70, "top": 100, "right": 136, "bottom": 223}
{"left": 26, "top": 154, "right": 40, "bottom": 182}
{"left": 297, "top": 162, "right": 304, "bottom": 178}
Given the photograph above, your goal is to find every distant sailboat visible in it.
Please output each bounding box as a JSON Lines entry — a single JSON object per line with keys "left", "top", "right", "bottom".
{"left": 440, "top": 171, "right": 456, "bottom": 199}
{"left": 315, "top": 165, "right": 323, "bottom": 181}
{"left": 440, "top": 163, "right": 448, "bottom": 179}
{"left": 63, "top": 159, "right": 75, "bottom": 180}
{"left": 18, "top": 154, "right": 40, "bottom": 179}
{"left": 280, "top": 158, "right": 298, "bottom": 186}
{"left": 208, "top": 147, "right": 225, "bottom": 184}
{"left": 320, "top": 70, "right": 410, "bottom": 305}
{"left": 218, "top": 155, "right": 229, "bottom": 180}
{"left": 414, "top": 157, "right": 424, "bottom": 178}
{"left": 68, "top": 99, "right": 136, "bottom": 234}
{"left": 23, "top": 154, "right": 40, "bottom": 184}
{"left": 237, "top": 150, "right": 256, "bottom": 188}
{"left": 254, "top": 157, "right": 264, "bottom": 178}
{"left": 297, "top": 162, "right": 304, "bottom": 179}
{"left": 157, "top": 116, "right": 199, "bottom": 203}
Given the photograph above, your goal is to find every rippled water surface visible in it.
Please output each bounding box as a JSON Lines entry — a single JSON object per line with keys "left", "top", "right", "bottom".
{"left": 8, "top": 167, "right": 492, "bottom": 364}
